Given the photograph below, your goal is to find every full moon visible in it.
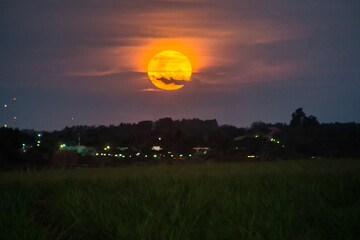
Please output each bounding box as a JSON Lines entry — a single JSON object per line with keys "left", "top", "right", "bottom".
{"left": 147, "top": 50, "right": 192, "bottom": 90}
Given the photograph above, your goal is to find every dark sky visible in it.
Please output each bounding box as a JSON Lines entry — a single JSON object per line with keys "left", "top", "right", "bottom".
{"left": 1, "top": 0, "right": 360, "bottom": 130}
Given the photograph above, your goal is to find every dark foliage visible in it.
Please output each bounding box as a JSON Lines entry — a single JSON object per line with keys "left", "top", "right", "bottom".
{"left": 1, "top": 112, "right": 359, "bottom": 169}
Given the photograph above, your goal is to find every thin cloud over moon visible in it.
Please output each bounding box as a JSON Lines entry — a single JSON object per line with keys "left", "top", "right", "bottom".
{"left": 140, "top": 88, "right": 163, "bottom": 92}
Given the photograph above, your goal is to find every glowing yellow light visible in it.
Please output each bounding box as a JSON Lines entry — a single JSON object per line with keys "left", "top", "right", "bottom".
{"left": 13, "top": 98, "right": 16, "bottom": 101}
{"left": 4, "top": 105, "right": 7, "bottom": 108}
{"left": 148, "top": 50, "right": 192, "bottom": 90}
{"left": 14, "top": 117, "right": 16, "bottom": 120}
{"left": 4, "top": 124, "right": 7, "bottom": 128}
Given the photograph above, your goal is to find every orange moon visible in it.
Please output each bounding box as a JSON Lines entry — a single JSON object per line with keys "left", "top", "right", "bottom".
{"left": 147, "top": 50, "right": 192, "bottom": 90}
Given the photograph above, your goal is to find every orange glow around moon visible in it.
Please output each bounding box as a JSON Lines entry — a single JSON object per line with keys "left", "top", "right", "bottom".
{"left": 148, "top": 50, "right": 192, "bottom": 90}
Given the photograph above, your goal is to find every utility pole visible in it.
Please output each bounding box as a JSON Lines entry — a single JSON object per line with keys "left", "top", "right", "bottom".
{"left": 4, "top": 104, "right": 7, "bottom": 128}
{"left": 13, "top": 97, "right": 17, "bottom": 128}
{"left": 77, "top": 132, "right": 81, "bottom": 146}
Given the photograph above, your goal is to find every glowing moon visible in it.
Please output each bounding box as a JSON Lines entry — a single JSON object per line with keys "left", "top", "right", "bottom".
{"left": 148, "top": 50, "right": 192, "bottom": 90}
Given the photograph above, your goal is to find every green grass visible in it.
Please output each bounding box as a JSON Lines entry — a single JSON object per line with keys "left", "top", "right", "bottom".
{"left": 1, "top": 159, "right": 360, "bottom": 239}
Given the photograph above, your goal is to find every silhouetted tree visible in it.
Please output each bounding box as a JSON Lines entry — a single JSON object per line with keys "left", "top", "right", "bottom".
{"left": 290, "top": 108, "right": 306, "bottom": 127}
{"left": 155, "top": 118, "right": 173, "bottom": 130}
{"left": 304, "top": 115, "right": 320, "bottom": 127}
{"left": 250, "top": 121, "right": 270, "bottom": 136}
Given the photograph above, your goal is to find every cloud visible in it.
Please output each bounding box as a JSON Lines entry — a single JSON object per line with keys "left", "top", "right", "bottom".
{"left": 1, "top": 0, "right": 314, "bottom": 91}
{"left": 140, "top": 88, "right": 163, "bottom": 92}
{"left": 63, "top": 69, "right": 122, "bottom": 77}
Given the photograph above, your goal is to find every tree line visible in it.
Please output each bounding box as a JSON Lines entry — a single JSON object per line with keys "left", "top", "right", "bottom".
{"left": 0, "top": 108, "right": 359, "bottom": 169}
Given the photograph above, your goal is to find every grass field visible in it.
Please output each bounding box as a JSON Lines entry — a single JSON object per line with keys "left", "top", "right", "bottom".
{"left": 1, "top": 159, "right": 360, "bottom": 240}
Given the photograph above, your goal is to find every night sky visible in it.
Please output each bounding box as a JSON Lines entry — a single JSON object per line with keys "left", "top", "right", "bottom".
{"left": 1, "top": 0, "right": 360, "bottom": 130}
